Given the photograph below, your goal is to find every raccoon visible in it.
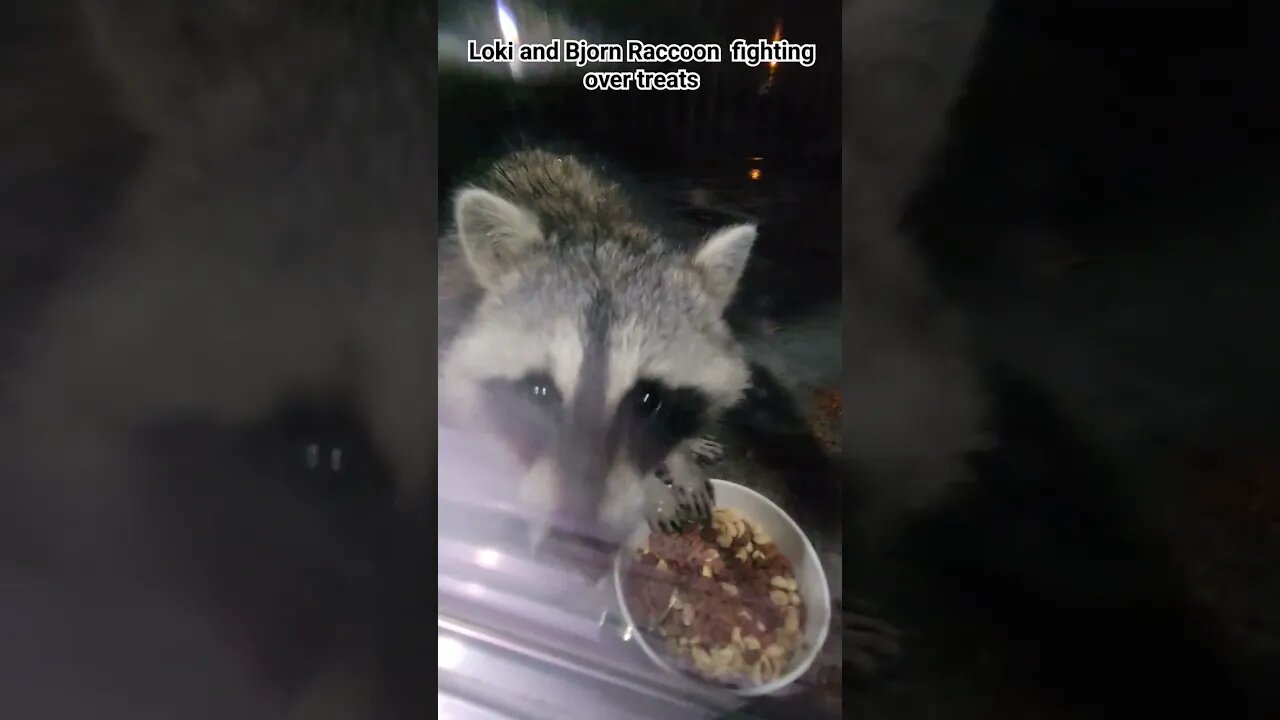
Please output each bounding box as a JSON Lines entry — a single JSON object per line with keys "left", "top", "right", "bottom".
{"left": 438, "top": 148, "right": 761, "bottom": 550}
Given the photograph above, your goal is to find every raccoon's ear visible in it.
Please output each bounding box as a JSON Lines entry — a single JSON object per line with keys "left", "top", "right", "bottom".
{"left": 79, "top": 0, "right": 298, "bottom": 139}
{"left": 454, "top": 188, "right": 546, "bottom": 290}
{"left": 692, "top": 223, "right": 757, "bottom": 313}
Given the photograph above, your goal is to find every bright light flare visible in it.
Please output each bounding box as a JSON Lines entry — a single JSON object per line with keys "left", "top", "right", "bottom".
{"left": 495, "top": 0, "right": 522, "bottom": 79}
{"left": 496, "top": 0, "right": 519, "bottom": 44}
{"left": 439, "top": 636, "right": 466, "bottom": 670}
{"left": 475, "top": 547, "right": 501, "bottom": 568}
{"left": 749, "top": 168, "right": 762, "bottom": 181}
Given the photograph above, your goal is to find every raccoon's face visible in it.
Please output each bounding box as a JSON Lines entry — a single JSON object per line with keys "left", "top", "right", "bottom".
{"left": 440, "top": 187, "right": 755, "bottom": 546}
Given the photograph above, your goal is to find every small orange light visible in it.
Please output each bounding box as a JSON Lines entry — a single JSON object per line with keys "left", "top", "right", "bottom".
{"left": 768, "top": 22, "right": 782, "bottom": 73}
{"left": 748, "top": 168, "right": 762, "bottom": 181}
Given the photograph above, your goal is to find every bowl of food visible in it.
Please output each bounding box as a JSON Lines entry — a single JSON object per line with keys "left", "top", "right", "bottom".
{"left": 613, "top": 479, "right": 831, "bottom": 696}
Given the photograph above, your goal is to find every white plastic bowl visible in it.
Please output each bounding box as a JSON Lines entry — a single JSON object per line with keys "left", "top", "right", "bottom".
{"left": 612, "top": 478, "right": 831, "bottom": 697}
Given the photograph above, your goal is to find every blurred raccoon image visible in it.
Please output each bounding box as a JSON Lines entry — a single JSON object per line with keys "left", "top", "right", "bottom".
{"left": 0, "top": 1, "right": 437, "bottom": 715}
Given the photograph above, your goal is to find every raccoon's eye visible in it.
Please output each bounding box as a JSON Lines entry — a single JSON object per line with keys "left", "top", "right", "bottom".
{"left": 515, "top": 372, "right": 561, "bottom": 408}
{"left": 630, "top": 381, "right": 664, "bottom": 418}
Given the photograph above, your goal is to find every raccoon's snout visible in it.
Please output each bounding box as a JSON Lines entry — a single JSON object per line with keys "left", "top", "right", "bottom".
{"left": 551, "top": 435, "right": 610, "bottom": 528}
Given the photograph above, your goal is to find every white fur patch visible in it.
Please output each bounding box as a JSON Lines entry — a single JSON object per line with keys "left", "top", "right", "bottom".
{"left": 548, "top": 319, "right": 584, "bottom": 405}
{"left": 599, "top": 461, "right": 646, "bottom": 531}
{"left": 693, "top": 223, "right": 757, "bottom": 313}
{"left": 440, "top": 314, "right": 585, "bottom": 414}
{"left": 604, "top": 318, "right": 751, "bottom": 412}
{"left": 453, "top": 188, "right": 544, "bottom": 291}
{"left": 521, "top": 456, "right": 560, "bottom": 548}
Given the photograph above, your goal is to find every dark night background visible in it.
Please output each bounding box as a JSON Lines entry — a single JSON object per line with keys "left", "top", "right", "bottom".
{"left": 0, "top": 0, "right": 1277, "bottom": 717}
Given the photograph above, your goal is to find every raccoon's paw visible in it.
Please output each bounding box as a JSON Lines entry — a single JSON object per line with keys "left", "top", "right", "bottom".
{"left": 689, "top": 436, "right": 726, "bottom": 467}
{"left": 645, "top": 463, "right": 715, "bottom": 533}
{"left": 838, "top": 598, "right": 903, "bottom": 681}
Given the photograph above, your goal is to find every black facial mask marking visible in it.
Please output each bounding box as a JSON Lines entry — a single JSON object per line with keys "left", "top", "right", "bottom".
{"left": 480, "top": 371, "right": 563, "bottom": 466}
{"left": 615, "top": 378, "right": 710, "bottom": 474}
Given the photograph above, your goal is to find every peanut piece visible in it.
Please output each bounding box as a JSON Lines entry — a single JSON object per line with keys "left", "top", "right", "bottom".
{"left": 743, "top": 635, "right": 761, "bottom": 651}
{"left": 721, "top": 582, "right": 739, "bottom": 597}
{"left": 789, "top": 591, "right": 801, "bottom": 606}
{"left": 764, "top": 643, "right": 785, "bottom": 659}
{"left": 712, "top": 646, "right": 735, "bottom": 667}
{"left": 784, "top": 606, "right": 800, "bottom": 634}
{"left": 769, "top": 589, "right": 789, "bottom": 606}
{"left": 769, "top": 575, "right": 789, "bottom": 590}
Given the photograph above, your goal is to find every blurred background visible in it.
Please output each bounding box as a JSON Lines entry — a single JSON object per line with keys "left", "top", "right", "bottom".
{"left": 0, "top": 0, "right": 1277, "bottom": 717}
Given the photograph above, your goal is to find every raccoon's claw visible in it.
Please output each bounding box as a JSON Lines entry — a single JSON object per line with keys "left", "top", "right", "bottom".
{"left": 646, "top": 463, "right": 714, "bottom": 533}
{"left": 671, "top": 476, "right": 714, "bottom": 527}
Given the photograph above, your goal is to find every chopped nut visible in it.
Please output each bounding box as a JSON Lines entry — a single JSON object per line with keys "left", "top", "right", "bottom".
{"left": 716, "top": 534, "right": 733, "bottom": 548}
{"left": 734, "top": 547, "right": 749, "bottom": 561}
{"left": 789, "top": 591, "right": 801, "bottom": 606}
{"left": 712, "top": 646, "right": 735, "bottom": 667}
{"left": 731, "top": 626, "right": 743, "bottom": 646}
{"left": 691, "top": 647, "right": 712, "bottom": 668}
{"left": 743, "top": 635, "right": 761, "bottom": 651}
{"left": 784, "top": 607, "right": 799, "bottom": 634}
{"left": 721, "top": 582, "right": 739, "bottom": 597}
{"left": 700, "top": 564, "right": 713, "bottom": 578}
{"left": 769, "top": 576, "right": 789, "bottom": 590}
{"left": 682, "top": 604, "right": 695, "bottom": 626}
{"left": 769, "top": 590, "right": 789, "bottom": 606}
{"left": 764, "top": 643, "right": 785, "bottom": 659}
{"left": 656, "top": 559, "right": 668, "bottom": 572}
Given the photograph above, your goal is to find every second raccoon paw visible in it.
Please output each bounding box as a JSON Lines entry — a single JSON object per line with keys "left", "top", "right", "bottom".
{"left": 838, "top": 599, "right": 903, "bottom": 681}
{"left": 645, "top": 462, "right": 715, "bottom": 534}
{"left": 689, "top": 436, "right": 726, "bottom": 466}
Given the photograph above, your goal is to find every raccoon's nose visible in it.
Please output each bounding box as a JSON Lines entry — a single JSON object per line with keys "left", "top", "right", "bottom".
{"left": 553, "top": 445, "right": 609, "bottom": 529}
